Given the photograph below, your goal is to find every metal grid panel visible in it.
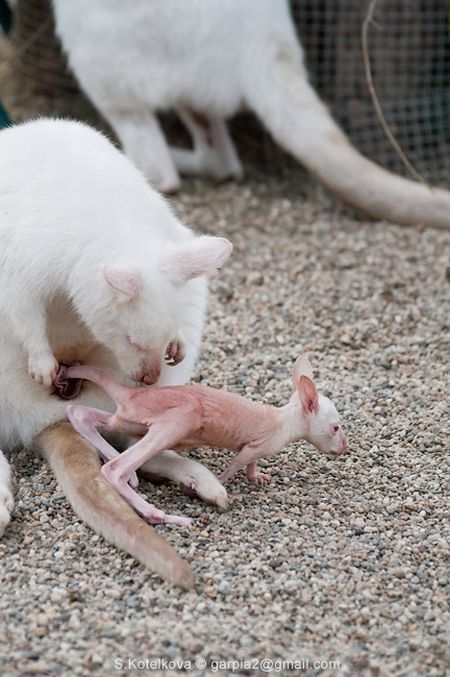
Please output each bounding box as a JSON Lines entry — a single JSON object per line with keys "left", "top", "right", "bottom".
{"left": 3, "top": 0, "right": 450, "bottom": 185}
{"left": 292, "top": 0, "right": 450, "bottom": 185}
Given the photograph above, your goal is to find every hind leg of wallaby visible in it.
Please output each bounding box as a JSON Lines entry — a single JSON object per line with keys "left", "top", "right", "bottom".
{"left": 139, "top": 450, "right": 228, "bottom": 509}
{"left": 171, "top": 108, "right": 243, "bottom": 181}
{"left": 104, "top": 110, "right": 181, "bottom": 193}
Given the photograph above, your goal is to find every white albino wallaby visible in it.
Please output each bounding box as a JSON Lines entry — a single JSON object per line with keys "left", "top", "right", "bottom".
{"left": 0, "top": 118, "right": 232, "bottom": 589}
{"left": 59, "top": 356, "right": 348, "bottom": 527}
{"left": 53, "top": 0, "right": 450, "bottom": 229}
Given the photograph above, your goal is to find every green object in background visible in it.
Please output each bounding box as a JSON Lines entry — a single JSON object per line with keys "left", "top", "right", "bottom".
{"left": 0, "top": 0, "right": 12, "bottom": 34}
{"left": 0, "top": 0, "right": 12, "bottom": 128}
{"left": 0, "top": 105, "right": 10, "bottom": 128}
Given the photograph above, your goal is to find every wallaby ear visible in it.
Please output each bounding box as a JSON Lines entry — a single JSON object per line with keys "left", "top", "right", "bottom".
{"left": 103, "top": 263, "right": 142, "bottom": 299}
{"left": 164, "top": 236, "right": 232, "bottom": 285}
{"left": 292, "top": 355, "right": 314, "bottom": 384}
{"left": 297, "top": 375, "right": 319, "bottom": 416}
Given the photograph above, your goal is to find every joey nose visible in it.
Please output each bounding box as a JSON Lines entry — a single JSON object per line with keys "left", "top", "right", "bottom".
{"left": 340, "top": 435, "right": 349, "bottom": 454}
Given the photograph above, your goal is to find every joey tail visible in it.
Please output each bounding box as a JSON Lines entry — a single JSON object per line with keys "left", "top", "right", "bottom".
{"left": 36, "top": 422, "right": 194, "bottom": 590}
{"left": 246, "top": 46, "right": 450, "bottom": 230}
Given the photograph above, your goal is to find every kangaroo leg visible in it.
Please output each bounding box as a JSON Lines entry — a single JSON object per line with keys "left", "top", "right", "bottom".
{"left": 105, "top": 110, "right": 181, "bottom": 193}
{"left": 36, "top": 422, "right": 193, "bottom": 589}
{"left": 171, "top": 108, "right": 243, "bottom": 181}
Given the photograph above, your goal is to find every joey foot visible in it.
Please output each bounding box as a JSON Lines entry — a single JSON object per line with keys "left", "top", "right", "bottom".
{"left": 96, "top": 449, "right": 139, "bottom": 490}
{"left": 29, "top": 352, "right": 59, "bottom": 388}
{"left": 101, "top": 464, "right": 192, "bottom": 528}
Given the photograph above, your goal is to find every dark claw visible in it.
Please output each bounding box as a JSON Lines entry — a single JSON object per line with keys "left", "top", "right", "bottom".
{"left": 53, "top": 363, "right": 84, "bottom": 400}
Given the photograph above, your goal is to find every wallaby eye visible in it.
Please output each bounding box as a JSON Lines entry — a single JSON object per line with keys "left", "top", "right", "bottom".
{"left": 126, "top": 335, "right": 146, "bottom": 352}
{"left": 332, "top": 424, "right": 340, "bottom": 434}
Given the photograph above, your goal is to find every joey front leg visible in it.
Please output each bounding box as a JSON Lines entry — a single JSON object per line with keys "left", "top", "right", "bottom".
{"left": 11, "top": 300, "right": 57, "bottom": 387}
{"left": 246, "top": 461, "right": 270, "bottom": 486}
{"left": 220, "top": 445, "right": 264, "bottom": 485}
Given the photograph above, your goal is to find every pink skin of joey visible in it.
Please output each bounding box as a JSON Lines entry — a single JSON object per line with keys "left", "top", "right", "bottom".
{"left": 59, "top": 355, "right": 348, "bottom": 528}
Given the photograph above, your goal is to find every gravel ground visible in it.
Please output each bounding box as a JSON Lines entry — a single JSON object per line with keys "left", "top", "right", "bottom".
{"left": 0, "top": 173, "right": 449, "bottom": 676}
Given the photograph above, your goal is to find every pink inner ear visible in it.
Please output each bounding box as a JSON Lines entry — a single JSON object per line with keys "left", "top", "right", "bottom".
{"left": 165, "top": 236, "right": 233, "bottom": 285}
{"left": 104, "top": 265, "right": 141, "bottom": 299}
{"left": 298, "top": 375, "right": 319, "bottom": 415}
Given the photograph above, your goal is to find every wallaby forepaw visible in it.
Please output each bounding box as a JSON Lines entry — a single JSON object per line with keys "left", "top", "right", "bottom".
{"left": 28, "top": 352, "right": 59, "bottom": 388}
{"left": 165, "top": 336, "right": 186, "bottom": 366}
{"left": 0, "top": 486, "right": 13, "bottom": 538}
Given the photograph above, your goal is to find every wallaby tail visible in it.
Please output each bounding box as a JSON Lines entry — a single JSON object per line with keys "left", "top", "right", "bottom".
{"left": 246, "top": 45, "right": 450, "bottom": 230}
{"left": 36, "top": 422, "right": 194, "bottom": 590}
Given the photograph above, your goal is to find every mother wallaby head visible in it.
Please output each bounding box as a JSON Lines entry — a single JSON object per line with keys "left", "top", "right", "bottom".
{"left": 74, "top": 235, "right": 232, "bottom": 385}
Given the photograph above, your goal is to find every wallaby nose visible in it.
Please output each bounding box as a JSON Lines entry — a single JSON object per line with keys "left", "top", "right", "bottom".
{"left": 140, "top": 359, "right": 162, "bottom": 385}
{"left": 340, "top": 435, "right": 349, "bottom": 454}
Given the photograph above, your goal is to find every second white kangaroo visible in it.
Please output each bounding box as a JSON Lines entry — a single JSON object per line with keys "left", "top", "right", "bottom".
{"left": 53, "top": 0, "right": 450, "bottom": 229}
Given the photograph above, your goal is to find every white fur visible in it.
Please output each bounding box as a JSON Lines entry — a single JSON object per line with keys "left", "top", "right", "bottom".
{"left": 0, "top": 451, "right": 13, "bottom": 537}
{"left": 140, "top": 451, "right": 228, "bottom": 510}
{"left": 52, "top": 0, "right": 450, "bottom": 229}
{"left": 0, "top": 118, "right": 231, "bottom": 534}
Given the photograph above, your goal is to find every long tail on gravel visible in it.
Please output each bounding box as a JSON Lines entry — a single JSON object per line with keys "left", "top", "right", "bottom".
{"left": 246, "top": 47, "right": 450, "bottom": 230}
{"left": 36, "top": 422, "right": 193, "bottom": 590}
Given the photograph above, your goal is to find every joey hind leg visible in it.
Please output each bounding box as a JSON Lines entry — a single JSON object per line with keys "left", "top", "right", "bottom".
{"left": 110, "top": 479, "right": 192, "bottom": 529}
{"left": 105, "top": 110, "right": 181, "bottom": 193}
{"left": 65, "top": 408, "right": 190, "bottom": 527}
{"left": 0, "top": 451, "right": 13, "bottom": 537}
{"left": 102, "top": 416, "right": 195, "bottom": 528}
{"left": 66, "top": 404, "right": 139, "bottom": 489}
{"left": 171, "top": 108, "right": 243, "bottom": 181}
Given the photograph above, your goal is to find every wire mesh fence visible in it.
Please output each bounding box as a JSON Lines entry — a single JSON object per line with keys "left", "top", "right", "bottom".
{"left": 1, "top": 0, "right": 449, "bottom": 186}
{"left": 293, "top": 0, "right": 450, "bottom": 185}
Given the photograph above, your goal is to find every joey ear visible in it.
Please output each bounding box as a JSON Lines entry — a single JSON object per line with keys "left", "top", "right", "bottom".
{"left": 164, "top": 236, "right": 232, "bottom": 285}
{"left": 297, "top": 375, "right": 319, "bottom": 416}
{"left": 103, "top": 264, "right": 142, "bottom": 299}
{"left": 292, "top": 355, "right": 314, "bottom": 384}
